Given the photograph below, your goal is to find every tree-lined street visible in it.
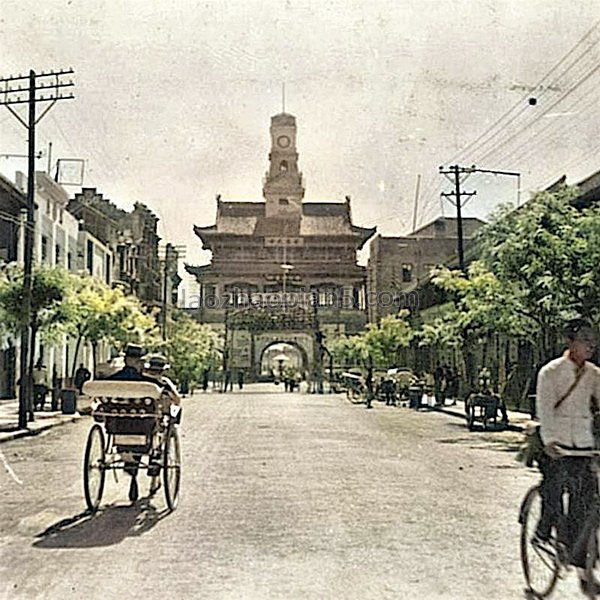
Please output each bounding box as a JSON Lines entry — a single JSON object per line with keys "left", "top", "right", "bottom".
{"left": 0, "top": 387, "right": 584, "bottom": 599}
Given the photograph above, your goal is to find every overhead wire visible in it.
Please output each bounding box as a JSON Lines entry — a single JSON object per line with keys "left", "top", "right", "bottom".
{"left": 453, "top": 19, "right": 600, "bottom": 165}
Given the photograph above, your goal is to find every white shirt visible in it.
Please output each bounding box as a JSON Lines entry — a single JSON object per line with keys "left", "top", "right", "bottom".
{"left": 536, "top": 355, "right": 600, "bottom": 448}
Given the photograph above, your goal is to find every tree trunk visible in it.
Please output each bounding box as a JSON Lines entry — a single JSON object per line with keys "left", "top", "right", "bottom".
{"left": 92, "top": 342, "right": 98, "bottom": 378}
{"left": 71, "top": 333, "right": 83, "bottom": 378}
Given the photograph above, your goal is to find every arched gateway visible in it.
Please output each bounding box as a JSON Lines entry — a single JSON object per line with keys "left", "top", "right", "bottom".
{"left": 226, "top": 303, "right": 316, "bottom": 381}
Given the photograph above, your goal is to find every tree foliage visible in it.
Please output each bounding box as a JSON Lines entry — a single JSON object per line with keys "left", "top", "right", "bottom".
{"left": 159, "top": 313, "right": 219, "bottom": 386}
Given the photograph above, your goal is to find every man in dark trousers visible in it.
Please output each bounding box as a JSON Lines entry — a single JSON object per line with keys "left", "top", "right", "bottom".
{"left": 74, "top": 363, "right": 92, "bottom": 394}
{"left": 536, "top": 319, "right": 600, "bottom": 595}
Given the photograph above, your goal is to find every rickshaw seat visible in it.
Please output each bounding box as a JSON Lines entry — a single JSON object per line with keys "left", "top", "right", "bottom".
{"left": 83, "top": 380, "right": 163, "bottom": 400}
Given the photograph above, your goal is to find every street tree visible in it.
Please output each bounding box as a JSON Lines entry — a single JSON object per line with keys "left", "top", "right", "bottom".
{"left": 160, "top": 312, "right": 219, "bottom": 389}
{"left": 0, "top": 264, "right": 72, "bottom": 380}
{"left": 64, "top": 277, "right": 159, "bottom": 375}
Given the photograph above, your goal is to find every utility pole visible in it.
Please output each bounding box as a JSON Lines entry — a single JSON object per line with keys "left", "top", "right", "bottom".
{"left": 439, "top": 165, "right": 476, "bottom": 272}
{"left": 160, "top": 243, "right": 185, "bottom": 341}
{"left": 0, "top": 68, "right": 74, "bottom": 428}
{"left": 439, "top": 165, "right": 519, "bottom": 272}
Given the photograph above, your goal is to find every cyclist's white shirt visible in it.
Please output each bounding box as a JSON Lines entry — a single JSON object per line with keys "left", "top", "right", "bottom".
{"left": 537, "top": 356, "right": 600, "bottom": 448}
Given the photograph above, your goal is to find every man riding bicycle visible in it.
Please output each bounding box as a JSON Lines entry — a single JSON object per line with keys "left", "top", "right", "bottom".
{"left": 535, "top": 319, "right": 600, "bottom": 595}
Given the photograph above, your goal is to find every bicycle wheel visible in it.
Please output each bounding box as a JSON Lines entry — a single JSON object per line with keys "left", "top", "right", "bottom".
{"left": 520, "top": 486, "right": 560, "bottom": 598}
{"left": 163, "top": 425, "right": 181, "bottom": 511}
{"left": 585, "top": 520, "right": 600, "bottom": 599}
{"left": 83, "top": 424, "right": 106, "bottom": 512}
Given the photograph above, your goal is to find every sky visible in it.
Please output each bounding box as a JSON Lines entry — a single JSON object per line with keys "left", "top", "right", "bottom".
{"left": 1, "top": 0, "right": 600, "bottom": 287}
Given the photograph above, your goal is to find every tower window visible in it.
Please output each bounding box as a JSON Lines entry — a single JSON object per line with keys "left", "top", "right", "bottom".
{"left": 278, "top": 198, "right": 289, "bottom": 206}
{"left": 401, "top": 263, "right": 413, "bottom": 282}
{"left": 279, "top": 160, "right": 288, "bottom": 173}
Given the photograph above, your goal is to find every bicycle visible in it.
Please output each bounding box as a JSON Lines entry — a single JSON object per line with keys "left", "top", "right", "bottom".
{"left": 519, "top": 447, "right": 600, "bottom": 599}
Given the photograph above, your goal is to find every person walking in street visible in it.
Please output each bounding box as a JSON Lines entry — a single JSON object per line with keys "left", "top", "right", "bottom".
{"left": 32, "top": 361, "right": 48, "bottom": 412}
{"left": 237, "top": 369, "right": 244, "bottom": 390}
{"left": 535, "top": 319, "right": 600, "bottom": 595}
{"left": 74, "top": 363, "right": 92, "bottom": 394}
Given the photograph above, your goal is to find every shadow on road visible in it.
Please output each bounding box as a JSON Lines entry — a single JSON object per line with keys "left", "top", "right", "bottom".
{"left": 32, "top": 498, "right": 170, "bottom": 549}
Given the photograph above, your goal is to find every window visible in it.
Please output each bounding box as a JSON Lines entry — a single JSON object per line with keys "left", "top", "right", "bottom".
{"left": 278, "top": 198, "right": 289, "bottom": 206}
{"left": 55, "top": 244, "right": 61, "bottom": 265}
{"left": 41, "top": 236, "right": 48, "bottom": 262}
{"left": 279, "top": 160, "right": 288, "bottom": 173}
{"left": 105, "top": 255, "right": 111, "bottom": 285}
{"left": 67, "top": 252, "right": 73, "bottom": 270}
{"left": 401, "top": 263, "right": 413, "bottom": 282}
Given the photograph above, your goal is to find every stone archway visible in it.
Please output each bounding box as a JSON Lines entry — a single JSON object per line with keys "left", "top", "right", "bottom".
{"left": 260, "top": 340, "right": 308, "bottom": 378}
{"left": 253, "top": 332, "right": 314, "bottom": 380}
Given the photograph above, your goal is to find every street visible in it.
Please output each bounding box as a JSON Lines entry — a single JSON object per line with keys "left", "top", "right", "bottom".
{"left": 0, "top": 385, "right": 583, "bottom": 599}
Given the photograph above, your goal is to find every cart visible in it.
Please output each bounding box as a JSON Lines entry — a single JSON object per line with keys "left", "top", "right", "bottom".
{"left": 465, "top": 393, "right": 500, "bottom": 430}
{"left": 82, "top": 380, "right": 181, "bottom": 512}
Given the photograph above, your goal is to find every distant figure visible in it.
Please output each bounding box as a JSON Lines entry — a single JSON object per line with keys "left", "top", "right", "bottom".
{"left": 74, "top": 363, "right": 92, "bottom": 394}
{"left": 224, "top": 370, "right": 232, "bottom": 392}
{"left": 237, "top": 369, "right": 244, "bottom": 390}
{"left": 365, "top": 366, "right": 374, "bottom": 409}
{"left": 32, "top": 361, "right": 48, "bottom": 411}
{"left": 106, "top": 344, "right": 155, "bottom": 382}
{"left": 433, "top": 363, "right": 446, "bottom": 406}
{"left": 202, "top": 368, "right": 209, "bottom": 392}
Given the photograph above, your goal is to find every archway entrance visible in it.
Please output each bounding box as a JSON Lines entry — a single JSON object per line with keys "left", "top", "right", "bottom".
{"left": 259, "top": 341, "right": 308, "bottom": 380}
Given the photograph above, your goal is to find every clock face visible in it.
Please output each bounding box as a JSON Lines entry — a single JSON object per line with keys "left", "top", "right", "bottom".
{"left": 277, "top": 135, "right": 291, "bottom": 148}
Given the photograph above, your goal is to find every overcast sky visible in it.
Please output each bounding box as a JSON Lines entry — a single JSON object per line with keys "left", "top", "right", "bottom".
{"left": 2, "top": 0, "right": 600, "bottom": 280}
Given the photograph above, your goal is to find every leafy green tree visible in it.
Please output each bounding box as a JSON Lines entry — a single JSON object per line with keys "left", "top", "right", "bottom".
{"left": 160, "top": 313, "right": 219, "bottom": 388}
{"left": 64, "top": 276, "right": 159, "bottom": 375}
{"left": 0, "top": 265, "right": 72, "bottom": 376}
{"left": 331, "top": 312, "right": 412, "bottom": 370}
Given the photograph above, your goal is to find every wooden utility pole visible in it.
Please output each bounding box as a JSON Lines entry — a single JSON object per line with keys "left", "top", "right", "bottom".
{"left": 439, "top": 164, "right": 519, "bottom": 272}
{"left": 0, "top": 68, "right": 74, "bottom": 427}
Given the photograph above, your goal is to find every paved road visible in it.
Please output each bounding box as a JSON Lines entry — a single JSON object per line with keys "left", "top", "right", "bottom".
{"left": 0, "top": 385, "right": 583, "bottom": 599}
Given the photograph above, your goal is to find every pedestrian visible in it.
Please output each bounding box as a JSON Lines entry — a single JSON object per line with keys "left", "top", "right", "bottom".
{"left": 32, "top": 361, "right": 48, "bottom": 411}
{"left": 433, "top": 363, "right": 446, "bottom": 406}
{"left": 535, "top": 318, "right": 600, "bottom": 595}
{"left": 237, "top": 369, "right": 244, "bottom": 390}
{"left": 74, "top": 362, "right": 92, "bottom": 394}
{"left": 202, "top": 368, "right": 209, "bottom": 392}
{"left": 365, "top": 365, "right": 374, "bottom": 409}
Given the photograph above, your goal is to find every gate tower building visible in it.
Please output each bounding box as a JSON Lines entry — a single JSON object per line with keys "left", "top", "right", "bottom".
{"left": 186, "top": 112, "right": 375, "bottom": 380}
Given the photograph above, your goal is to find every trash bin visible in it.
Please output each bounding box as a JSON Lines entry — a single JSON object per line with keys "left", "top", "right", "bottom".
{"left": 61, "top": 388, "right": 77, "bottom": 414}
{"left": 408, "top": 386, "right": 422, "bottom": 409}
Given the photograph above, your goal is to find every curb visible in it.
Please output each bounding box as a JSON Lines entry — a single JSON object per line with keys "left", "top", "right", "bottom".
{"left": 428, "top": 404, "right": 528, "bottom": 432}
{"left": 0, "top": 414, "right": 82, "bottom": 444}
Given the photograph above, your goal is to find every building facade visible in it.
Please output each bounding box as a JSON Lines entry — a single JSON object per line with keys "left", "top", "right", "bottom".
{"left": 366, "top": 217, "right": 485, "bottom": 323}
{"left": 187, "top": 112, "right": 375, "bottom": 379}
{"left": 68, "top": 190, "right": 163, "bottom": 305}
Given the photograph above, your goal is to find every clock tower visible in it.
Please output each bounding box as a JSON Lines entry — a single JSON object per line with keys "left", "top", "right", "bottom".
{"left": 263, "top": 113, "right": 305, "bottom": 217}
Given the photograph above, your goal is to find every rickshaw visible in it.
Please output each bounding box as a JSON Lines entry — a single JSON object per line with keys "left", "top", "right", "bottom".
{"left": 465, "top": 392, "right": 500, "bottom": 430}
{"left": 82, "top": 380, "right": 181, "bottom": 512}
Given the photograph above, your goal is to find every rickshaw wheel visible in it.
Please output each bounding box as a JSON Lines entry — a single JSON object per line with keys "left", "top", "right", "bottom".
{"left": 83, "top": 424, "right": 106, "bottom": 512}
{"left": 163, "top": 425, "right": 181, "bottom": 511}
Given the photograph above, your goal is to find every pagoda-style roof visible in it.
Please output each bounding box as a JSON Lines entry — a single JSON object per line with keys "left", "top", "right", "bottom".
{"left": 193, "top": 200, "right": 375, "bottom": 249}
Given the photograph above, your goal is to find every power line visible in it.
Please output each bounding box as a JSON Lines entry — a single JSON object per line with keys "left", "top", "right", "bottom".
{"left": 447, "top": 20, "right": 600, "bottom": 166}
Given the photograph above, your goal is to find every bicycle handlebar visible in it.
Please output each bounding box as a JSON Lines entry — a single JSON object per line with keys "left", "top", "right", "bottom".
{"left": 555, "top": 445, "right": 600, "bottom": 458}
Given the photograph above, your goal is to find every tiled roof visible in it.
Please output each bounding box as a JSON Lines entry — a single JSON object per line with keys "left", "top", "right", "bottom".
{"left": 253, "top": 216, "right": 301, "bottom": 236}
